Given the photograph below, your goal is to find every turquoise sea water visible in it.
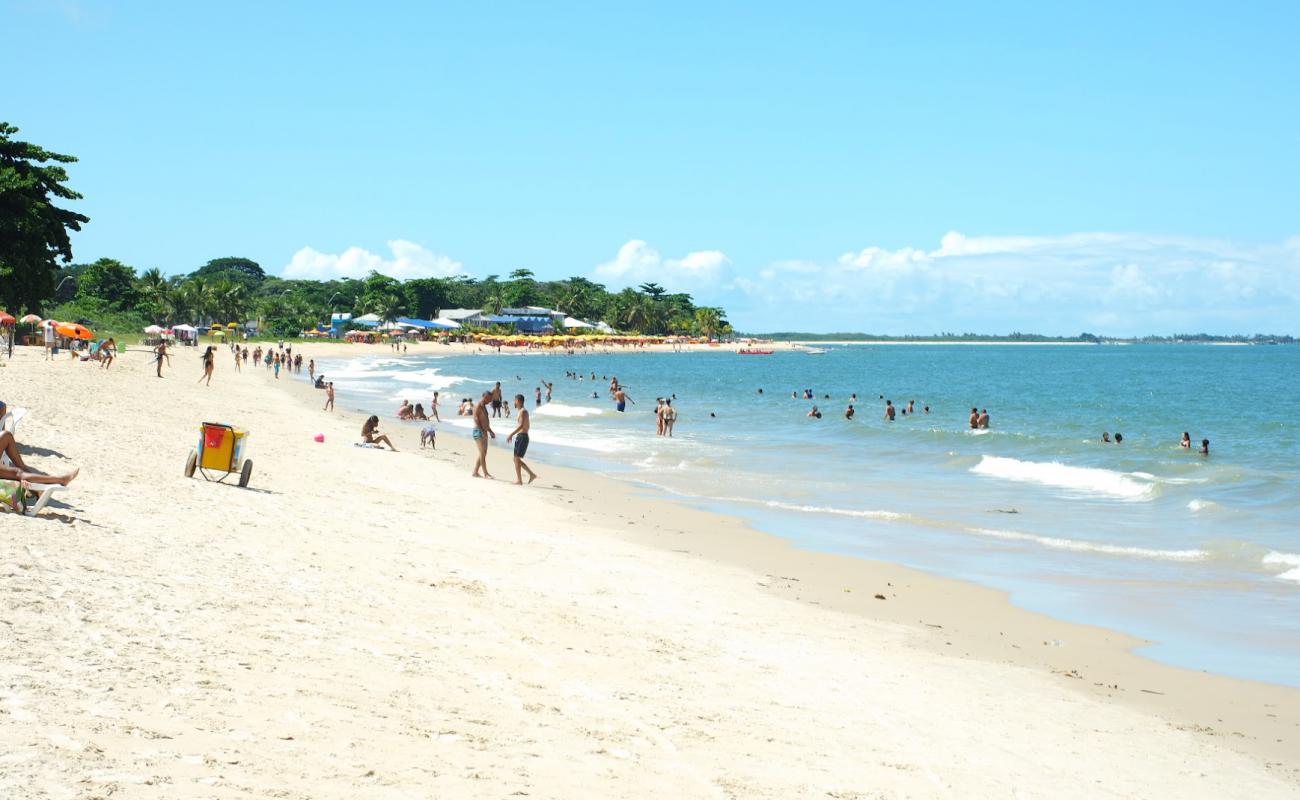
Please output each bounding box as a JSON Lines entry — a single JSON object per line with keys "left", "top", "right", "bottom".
{"left": 318, "top": 344, "right": 1300, "bottom": 687}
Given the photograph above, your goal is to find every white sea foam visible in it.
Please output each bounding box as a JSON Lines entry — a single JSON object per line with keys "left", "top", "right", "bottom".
{"left": 971, "top": 455, "right": 1155, "bottom": 500}
{"left": 534, "top": 403, "right": 606, "bottom": 418}
{"left": 1262, "top": 551, "right": 1300, "bottom": 583}
{"left": 444, "top": 416, "right": 623, "bottom": 452}
{"left": 969, "top": 527, "right": 1209, "bottom": 561}
{"left": 1187, "top": 499, "right": 1221, "bottom": 512}
{"left": 754, "top": 499, "right": 904, "bottom": 525}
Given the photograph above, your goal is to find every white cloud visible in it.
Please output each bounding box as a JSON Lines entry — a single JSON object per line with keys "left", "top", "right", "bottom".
{"left": 727, "top": 231, "right": 1300, "bottom": 335}
{"left": 283, "top": 240, "right": 463, "bottom": 281}
{"left": 592, "top": 240, "right": 732, "bottom": 294}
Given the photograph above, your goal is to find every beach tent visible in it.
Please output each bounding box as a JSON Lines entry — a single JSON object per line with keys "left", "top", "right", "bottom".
{"left": 563, "top": 316, "right": 594, "bottom": 329}
{"left": 173, "top": 324, "right": 197, "bottom": 332}
{"left": 352, "top": 313, "right": 382, "bottom": 328}
{"left": 430, "top": 317, "right": 461, "bottom": 330}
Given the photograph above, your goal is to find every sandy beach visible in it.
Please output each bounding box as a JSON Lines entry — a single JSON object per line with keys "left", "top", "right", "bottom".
{"left": 2, "top": 340, "right": 1297, "bottom": 798}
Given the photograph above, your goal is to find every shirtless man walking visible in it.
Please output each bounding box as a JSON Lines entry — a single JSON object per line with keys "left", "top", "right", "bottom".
{"left": 506, "top": 394, "right": 537, "bottom": 485}
{"left": 472, "top": 390, "right": 496, "bottom": 478}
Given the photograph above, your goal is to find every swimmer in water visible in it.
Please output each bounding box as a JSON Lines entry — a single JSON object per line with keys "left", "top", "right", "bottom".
{"left": 884, "top": 400, "right": 895, "bottom": 421}
{"left": 1102, "top": 432, "right": 1111, "bottom": 443}
{"left": 1181, "top": 432, "right": 1191, "bottom": 449}
{"left": 969, "top": 407, "right": 979, "bottom": 429}
{"left": 807, "top": 405, "right": 821, "bottom": 419}
{"left": 845, "top": 404, "right": 855, "bottom": 420}
{"left": 978, "top": 408, "right": 990, "bottom": 429}
{"left": 1200, "top": 438, "right": 1210, "bottom": 455}
{"left": 1114, "top": 432, "right": 1123, "bottom": 444}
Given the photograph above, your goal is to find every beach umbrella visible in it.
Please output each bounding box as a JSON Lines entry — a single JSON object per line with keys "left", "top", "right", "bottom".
{"left": 55, "top": 322, "right": 94, "bottom": 340}
{"left": 0, "top": 311, "right": 14, "bottom": 325}
{"left": 144, "top": 324, "right": 164, "bottom": 334}
{"left": 227, "top": 322, "right": 238, "bottom": 328}
{"left": 20, "top": 313, "right": 43, "bottom": 324}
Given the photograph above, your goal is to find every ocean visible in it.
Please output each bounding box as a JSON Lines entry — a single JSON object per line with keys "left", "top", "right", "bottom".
{"left": 316, "top": 343, "right": 1300, "bottom": 687}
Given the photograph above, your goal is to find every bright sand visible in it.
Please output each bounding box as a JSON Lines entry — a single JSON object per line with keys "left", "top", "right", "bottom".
{"left": 1, "top": 341, "right": 1297, "bottom": 798}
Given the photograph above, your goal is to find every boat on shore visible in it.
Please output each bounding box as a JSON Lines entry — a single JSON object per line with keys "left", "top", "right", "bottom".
{"left": 737, "top": 348, "right": 774, "bottom": 355}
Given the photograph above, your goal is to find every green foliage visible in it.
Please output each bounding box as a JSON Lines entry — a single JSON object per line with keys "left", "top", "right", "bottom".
{"left": 191, "top": 257, "right": 265, "bottom": 290}
{"left": 77, "top": 258, "right": 139, "bottom": 309}
{"left": 47, "top": 297, "right": 150, "bottom": 334}
{"left": 0, "top": 122, "right": 91, "bottom": 313}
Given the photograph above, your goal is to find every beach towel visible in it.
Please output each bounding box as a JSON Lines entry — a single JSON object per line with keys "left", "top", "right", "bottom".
{"left": 0, "top": 480, "right": 27, "bottom": 513}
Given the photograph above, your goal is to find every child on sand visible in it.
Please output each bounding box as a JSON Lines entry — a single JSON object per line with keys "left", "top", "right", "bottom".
{"left": 324, "top": 382, "right": 335, "bottom": 411}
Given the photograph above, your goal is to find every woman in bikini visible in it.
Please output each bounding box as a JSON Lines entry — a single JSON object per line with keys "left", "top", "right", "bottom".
{"left": 362, "top": 415, "right": 397, "bottom": 450}
{"left": 199, "top": 346, "right": 215, "bottom": 385}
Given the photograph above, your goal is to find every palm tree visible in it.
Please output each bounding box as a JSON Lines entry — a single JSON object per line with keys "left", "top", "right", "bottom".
{"left": 211, "top": 279, "right": 249, "bottom": 324}
{"left": 638, "top": 282, "right": 666, "bottom": 300}
{"left": 481, "top": 284, "right": 506, "bottom": 315}
{"left": 694, "top": 307, "right": 722, "bottom": 339}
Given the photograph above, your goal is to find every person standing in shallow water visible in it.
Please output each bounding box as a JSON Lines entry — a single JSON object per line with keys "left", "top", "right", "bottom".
{"left": 884, "top": 400, "right": 895, "bottom": 421}
{"left": 506, "top": 394, "right": 537, "bottom": 485}
{"left": 969, "top": 407, "right": 979, "bottom": 429}
{"left": 978, "top": 408, "right": 990, "bottom": 429}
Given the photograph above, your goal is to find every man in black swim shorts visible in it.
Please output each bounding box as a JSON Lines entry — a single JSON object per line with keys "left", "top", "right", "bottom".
{"left": 506, "top": 394, "right": 537, "bottom": 485}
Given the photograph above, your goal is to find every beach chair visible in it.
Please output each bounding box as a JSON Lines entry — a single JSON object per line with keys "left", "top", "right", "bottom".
{"left": 0, "top": 406, "right": 26, "bottom": 433}
{"left": 15, "top": 483, "right": 67, "bottom": 516}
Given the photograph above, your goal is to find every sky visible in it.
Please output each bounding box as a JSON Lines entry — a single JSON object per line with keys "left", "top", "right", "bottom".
{"left": 4, "top": 0, "right": 1299, "bottom": 334}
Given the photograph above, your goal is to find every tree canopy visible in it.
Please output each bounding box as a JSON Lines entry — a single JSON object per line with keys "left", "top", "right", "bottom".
{"left": 0, "top": 122, "right": 90, "bottom": 313}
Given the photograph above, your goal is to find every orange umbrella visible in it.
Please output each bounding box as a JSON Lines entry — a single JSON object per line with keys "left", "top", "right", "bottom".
{"left": 0, "top": 310, "right": 14, "bottom": 324}
{"left": 55, "top": 322, "right": 94, "bottom": 340}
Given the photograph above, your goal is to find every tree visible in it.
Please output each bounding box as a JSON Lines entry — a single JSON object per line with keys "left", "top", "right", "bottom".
{"left": 503, "top": 268, "right": 539, "bottom": 307}
{"left": 0, "top": 122, "right": 90, "bottom": 313}
{"left": 638, "top": 282, "right": 666, "bottom": 300}
{"left": 404, "top": 278, "right": 452, "bottom": 318}
{"left": 192, "top": 257, "right": 266, "bottom": 290}
{"left": 76, "top": 258, "right": 139, "bottom": 309}
{"left": 211, "top": 279, "right": 250, "bottom": 323}
{"left": 694, "top": 307, "right": 724, "bottom": 338}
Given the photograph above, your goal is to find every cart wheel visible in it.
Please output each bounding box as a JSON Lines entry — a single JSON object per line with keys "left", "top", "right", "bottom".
{"left": 238, "top": 458, "right": 253, "bottom": 488}
{"left": 185, "top": 449, "right": 197, "bottom": 478}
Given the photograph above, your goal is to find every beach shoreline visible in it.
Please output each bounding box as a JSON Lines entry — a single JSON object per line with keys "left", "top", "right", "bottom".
{"left": 285, "top": 341, "right": 1300, "bottom": 764}
{"left": 3, "top": 341, "right": 1297, "bottom": 796}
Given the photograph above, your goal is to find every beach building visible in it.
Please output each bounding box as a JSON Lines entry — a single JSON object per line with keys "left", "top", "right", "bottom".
{"left": 436, "top": 308, "right": 491, "bottom": 327}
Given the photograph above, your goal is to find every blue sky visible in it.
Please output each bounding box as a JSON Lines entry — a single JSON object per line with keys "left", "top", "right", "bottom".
{"left": 5, "top": 1, "right": 1298, "bottom": 334}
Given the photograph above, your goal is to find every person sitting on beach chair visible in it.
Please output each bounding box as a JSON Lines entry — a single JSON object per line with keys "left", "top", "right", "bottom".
{"left": 0, "top": 457, "right": 79, "bottom": 515}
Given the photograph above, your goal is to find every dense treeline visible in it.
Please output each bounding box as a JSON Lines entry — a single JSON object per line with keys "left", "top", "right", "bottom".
{"left": 2, "top": 121, "right": 729, "bottom": 339}
{"left": 47, "top": 258, "right": 731, "bottom": 338}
